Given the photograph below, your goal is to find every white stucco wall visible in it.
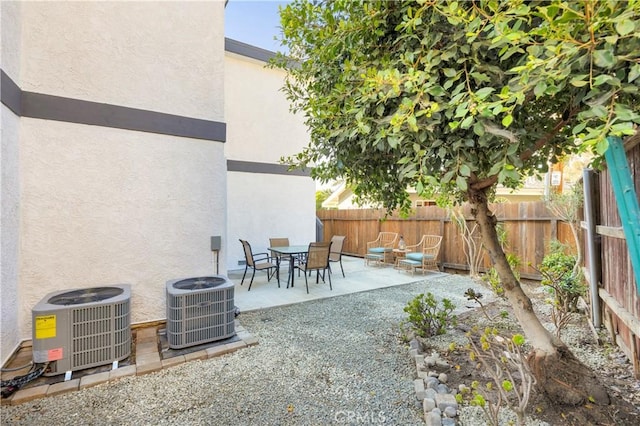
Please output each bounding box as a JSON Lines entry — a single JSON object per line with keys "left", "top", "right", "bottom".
{"left": 225, "top": 51, "right": 315, "bottom": 270}
{"left": 1, "top": 0, "right": 21, "bottom": 78}
{"left": 225, "top": 53, "right": 308, "bottom": 162}
{"left": 11, "top": 1, "right": 227, "bottom": 341}
{"left": 19, "top": 120, "right": 226, "bottom": 335}
{"left": 20, "top": 1, "right": 224, "bottom": 119}
{"left": 1, "top": 1, "right": 23, "bottom": 365}
{"left": 227, "top": 172, "right": 316, "bottom": 269}
{"left": 1, "top": 107, "right": 21, "bottom": 364}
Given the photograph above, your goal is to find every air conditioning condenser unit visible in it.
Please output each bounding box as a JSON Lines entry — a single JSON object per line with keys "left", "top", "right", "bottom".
{"left": 31, "top": 284, "right": 132, "bottom": 376}
{"left": 166, "top": 276, "right": 235, "bottom": 349}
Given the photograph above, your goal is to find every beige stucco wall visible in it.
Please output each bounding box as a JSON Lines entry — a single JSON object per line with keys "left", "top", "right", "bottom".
{"left": 0, "top": 0, "right": 21, "bottom": 78}
{"left": 224, "top": 51, "right": 315, "bottom": 269}
{"left": 1, "top": 1, "right": 23, "bottom": 365}
{"left": 1, "top": 107, "right": 21, "bottom": 364}
{"left": 20, "top": 1, "right": 224, "bottom": 120}
{"left": 225, "top": 52, "right": 308, "bottom": 163}
{"left": 19, "top": 120, "right": 226, "bottom": 334}
{"left": 10, "top": 1, "right": 227, "bottom": 343}
{"left": 227, "top": 172, "right": 316, "bottom": 269}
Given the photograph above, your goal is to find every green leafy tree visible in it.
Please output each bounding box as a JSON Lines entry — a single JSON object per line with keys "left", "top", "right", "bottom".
{"left": 272, "top": 0, "right": 639, "bottom": 405}
{"left": 315, "top": 188, "right": 333, "bottom": 210}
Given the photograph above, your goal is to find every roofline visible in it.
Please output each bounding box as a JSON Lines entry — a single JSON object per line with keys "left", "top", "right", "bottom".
{"left": 225, "top": 38, "right": 276, "bottom": 63}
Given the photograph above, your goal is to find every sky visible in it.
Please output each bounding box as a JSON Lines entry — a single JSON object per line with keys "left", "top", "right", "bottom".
{"left": 225, "top": 0, "right": 291, "bottom": 52}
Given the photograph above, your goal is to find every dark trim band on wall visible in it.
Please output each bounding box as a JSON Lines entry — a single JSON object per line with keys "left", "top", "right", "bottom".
{"left": 225, "top": 37, "right": 300, "bottom": 72}
{"left": 227, "top": 160, "right": 311, "bottom": 177}
{"left": 225, "top": 38, "right": 275, "bottom": 63}
{"left": 1, "top": 70, "right": 22, "bottom": 116}
{"left": 22, "top": 92, "right": 226, "bottom": 142}
{"left": 1, "top": 69, "right": 226, "bottom": 142}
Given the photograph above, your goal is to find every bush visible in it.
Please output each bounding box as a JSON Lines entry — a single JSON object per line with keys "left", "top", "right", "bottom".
{"left": 539, "top": 240, "right": 585, "bottom": 313}
{"left": 465, "top": 328, "right": 535, "bottom": 426}
{"left": 403, "top": 292, "right": 457, "bottom": 338}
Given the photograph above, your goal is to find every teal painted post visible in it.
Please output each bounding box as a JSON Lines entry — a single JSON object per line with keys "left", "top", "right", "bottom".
{"left": 604, "top": 136, "right": 640, "bottom": 294}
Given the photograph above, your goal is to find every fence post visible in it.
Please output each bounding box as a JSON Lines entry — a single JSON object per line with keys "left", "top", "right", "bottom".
{"left": 316, "top": 216, "right": 324, "bottom": 242}
{"left": 583, "top": 168, "right": 601, "bottom": 328}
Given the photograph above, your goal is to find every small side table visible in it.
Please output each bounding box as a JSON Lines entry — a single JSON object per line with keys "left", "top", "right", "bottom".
{"left": 393, "top": 249, "right": 410, "bottom": 269}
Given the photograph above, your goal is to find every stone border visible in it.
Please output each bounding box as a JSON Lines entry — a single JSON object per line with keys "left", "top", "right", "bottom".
{"left": 409, "top": 339, "right": 461, "bottom": 426}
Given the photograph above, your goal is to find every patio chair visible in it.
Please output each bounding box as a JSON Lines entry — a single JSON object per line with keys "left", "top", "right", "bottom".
{"left": 292, "top": 241, "right": 332, "bottom": 294}
{"left": 269, "top": 237, "right": 304, "bottom": 278}
{"left": 239, "top": 239, "right": 279, "bottom": 291}
{"left": 365, "top": 232, "right": 398, "bottom": 266}
{"left": 269, "top": 237, "right": 292, "bottom": 264}
{"left": 398, "top": 235, "right": 443, "bottom": 275}
{"left": 328, "top": 235, "right": 346, "bottom": 277}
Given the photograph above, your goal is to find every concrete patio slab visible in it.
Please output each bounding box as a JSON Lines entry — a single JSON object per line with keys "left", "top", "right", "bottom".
{"left": 228, "top": 255, "right": 445, "bottom": 313}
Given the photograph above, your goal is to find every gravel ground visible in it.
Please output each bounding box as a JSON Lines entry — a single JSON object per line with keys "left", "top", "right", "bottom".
{"left": 1, "top": 274, "right": 486, "bottom": 426}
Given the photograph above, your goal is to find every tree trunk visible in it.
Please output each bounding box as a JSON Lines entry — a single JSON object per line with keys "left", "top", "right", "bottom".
{"left": 468, "top": 188, "right": 609, "bottom": 406}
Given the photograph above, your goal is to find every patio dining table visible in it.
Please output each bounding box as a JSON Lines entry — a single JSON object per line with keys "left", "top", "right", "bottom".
{"left": 269, "top": 245, "right": 308, "bottom": 288}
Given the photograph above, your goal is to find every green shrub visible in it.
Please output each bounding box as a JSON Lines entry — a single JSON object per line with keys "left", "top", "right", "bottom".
{"left": 403, "top": 292, "right": 457, "bottom": 338}
{"left": 539, "top": 240, "right": 585, "bottom": 313}
{"left": 466, "top": 328, "right": 535, "bottom": 426}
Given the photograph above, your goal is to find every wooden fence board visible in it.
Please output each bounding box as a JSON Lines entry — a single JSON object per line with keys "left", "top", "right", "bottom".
{"left": 318, "top": 201, "right": 575, "bottom": 279}
{"left": 594, "top": 140, "right": 640, "bottom": 377}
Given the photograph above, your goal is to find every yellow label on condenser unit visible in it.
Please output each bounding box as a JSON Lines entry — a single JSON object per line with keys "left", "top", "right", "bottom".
{"left": 34, "top": 315, "right": 57, "bottom": 339}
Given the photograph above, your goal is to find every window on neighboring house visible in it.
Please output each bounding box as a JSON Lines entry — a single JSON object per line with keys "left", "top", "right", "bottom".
{"left": 415, "top": 200, "right": 436, "bottom": 207}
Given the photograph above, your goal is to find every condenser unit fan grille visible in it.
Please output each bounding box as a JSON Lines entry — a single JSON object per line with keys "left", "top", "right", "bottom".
{"left": 173, "top": 277, "right": 227, "bottom": 290}
{"left": 166, "top": 276, "right": 235, "bottom": 349}
{"left": 49, "top": 287, "right": 124, "bottom": 305}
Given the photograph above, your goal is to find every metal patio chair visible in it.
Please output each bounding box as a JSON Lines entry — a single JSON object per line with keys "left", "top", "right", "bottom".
{"left": 239, "top": 239, "right": 279, "bottom": 291}
{"left": 292, "top": 241, "right": 332, "bottom": 294}
{"left": 328, "top": 235, "right": 346, "bottom": 277}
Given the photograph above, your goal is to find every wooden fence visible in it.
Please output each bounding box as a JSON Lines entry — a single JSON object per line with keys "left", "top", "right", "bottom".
{"left": 583, "top": 138, "right": 640, "bottom": 378}
{"left": 317, "top": 201, "right": 575, "bottom": 280}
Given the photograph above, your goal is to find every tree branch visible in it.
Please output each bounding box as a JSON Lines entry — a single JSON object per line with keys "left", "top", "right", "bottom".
{"left": 471, "top": 107, "right": 579, "bottom": 191}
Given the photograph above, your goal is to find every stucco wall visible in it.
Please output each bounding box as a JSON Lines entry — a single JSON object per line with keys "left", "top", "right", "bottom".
{"left": 225, "top": 53, "right": 309, "bottom": 163}
{"left": 19, "top": 120, "right": 226, "bottom": 334}
{"left": 20, "top": 1, "right": 224, "bottom": 120}
{"left": 1, "top": 107, "right": 21, "bottom": 364}
{"left": 1, "top": 1, "right": 23, "bottom": 365}
{"left": 12, "top": 1, "right": 227, "bottom": 341}
{"left": 227, "top": 172, "right": 316, "bottom": 269}
{"left": 224, "top": 51, "right": 315, "bottom": 270}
